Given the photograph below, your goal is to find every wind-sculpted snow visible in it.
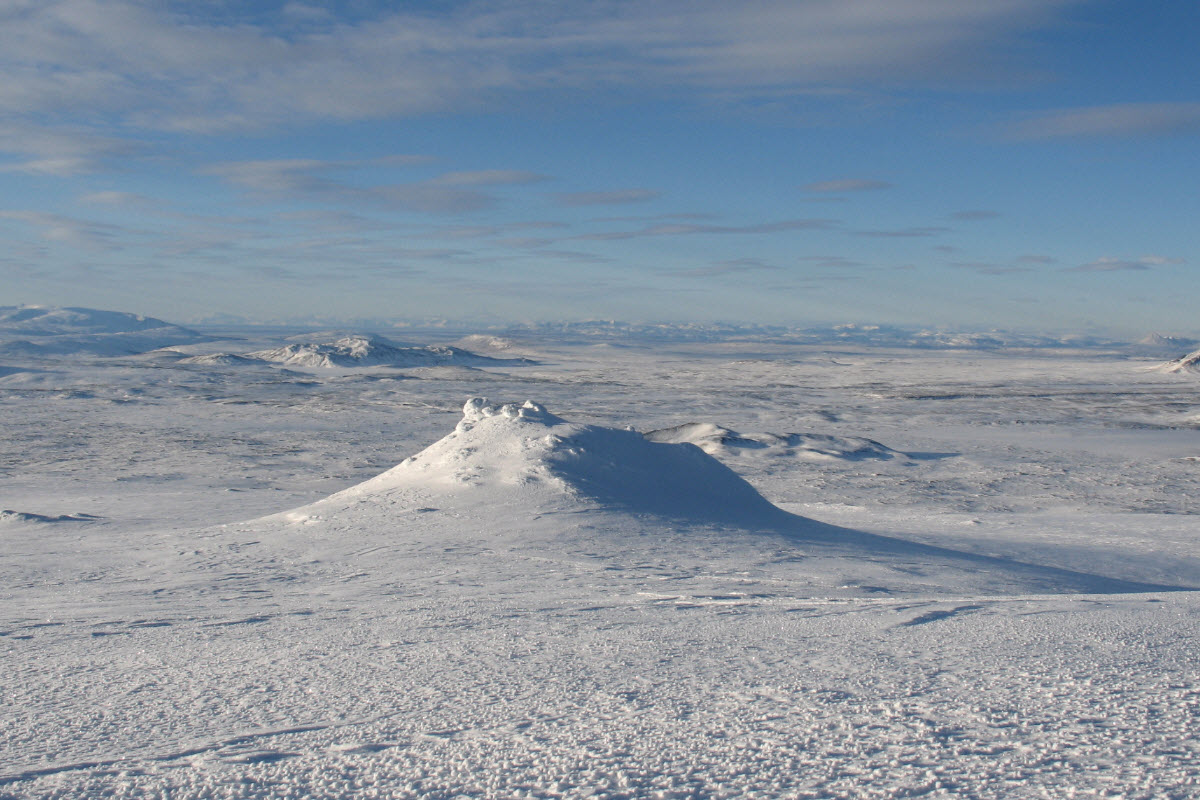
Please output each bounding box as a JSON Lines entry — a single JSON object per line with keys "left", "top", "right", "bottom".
{"left": 645, "top": 421, "right": 906, "bottom": 461}
{"left": 0, "top": 509, "right": 100, "bottom": 525}
{"left": 246, "top": 334, "right": 534, "bottom": 369}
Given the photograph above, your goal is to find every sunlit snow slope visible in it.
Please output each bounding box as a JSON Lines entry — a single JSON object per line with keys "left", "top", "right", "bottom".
{"left": 1156, "top": 347, "right": 1200, "bottom": 374}
{"left": 253, "top": 398, "right": 1178, "bottom": 599}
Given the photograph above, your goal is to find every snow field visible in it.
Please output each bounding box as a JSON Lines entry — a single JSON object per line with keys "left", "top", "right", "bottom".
{"left": 5, "top": 590, "right": 1199, "bottom": 798}
{"left": 4, "top": 326, "right": 1200, "bottom": 797}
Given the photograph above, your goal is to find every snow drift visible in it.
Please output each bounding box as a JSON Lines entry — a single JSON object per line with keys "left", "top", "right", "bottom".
{"left": 645, "top": 422, "right": 905, "bottom": 461}
{"left": 0, "top": 509, "right": 100, "bottom": 526}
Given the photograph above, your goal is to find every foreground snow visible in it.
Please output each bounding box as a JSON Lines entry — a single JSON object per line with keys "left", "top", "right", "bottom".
{"left": 3, "top": 333, "right": 1200, "bottom": 798}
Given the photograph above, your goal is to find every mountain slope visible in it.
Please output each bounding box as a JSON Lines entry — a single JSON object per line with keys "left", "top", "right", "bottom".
{"left": 252, "top": 398, "right": 1178, "bottom": 598}
{"left": 1155, "top": 348, "right": 1200, "bottom": 374}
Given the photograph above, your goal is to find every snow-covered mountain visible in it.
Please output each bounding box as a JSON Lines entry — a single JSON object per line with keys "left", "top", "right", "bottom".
{"left": 246, "top": 334, "right": 533, "bottom": 368}
{"left": 0, "top": 305, "right": 209, "bottom": 357}
{"left": 284, "top": 398, "right": 785, "bottom": 525}
{"left": 1155, "top": 348, "right": 1200, "bottom": 374}
{"left": 1133, "top": 333, "right": 1200, "bottom": 358}
{"left": 259, "top": 398, "right": 1166, "bottom": 597}
{"left": 0, "top": 306, "right": 181, "bottom": 336}
{"left": 505, "top": 320, "right": 1122, "bottom": 349}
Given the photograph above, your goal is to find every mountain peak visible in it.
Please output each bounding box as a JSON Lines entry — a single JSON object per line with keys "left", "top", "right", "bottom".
{"left": 262, "top": 398, "right": 1181, "bottom": 597}
{"left": 287, "top": 397, "right": 786, "bottom": 524}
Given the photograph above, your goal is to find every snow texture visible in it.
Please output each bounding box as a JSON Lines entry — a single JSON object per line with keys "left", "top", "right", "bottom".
{"left": 645, "top": 421, "right": 906, "bottom": 461}
{"left": 4, "top": 321, "right": 1200, "bottom": 799}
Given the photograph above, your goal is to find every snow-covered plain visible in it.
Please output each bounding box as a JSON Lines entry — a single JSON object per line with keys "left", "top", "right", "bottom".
{"left": 3, "top": 318, "right": 1200, "bottom": 799}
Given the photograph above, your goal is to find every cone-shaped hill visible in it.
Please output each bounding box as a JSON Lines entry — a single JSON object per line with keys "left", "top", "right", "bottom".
{"left": 304, "top": 398, "right": 789, "bottom": 525}
{"left": 252, "top": 398, "right": 1185, "bottom": 598}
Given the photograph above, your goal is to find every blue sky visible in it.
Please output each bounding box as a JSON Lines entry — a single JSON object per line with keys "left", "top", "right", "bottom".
{"left": 1, "top": 0, "right": 1197, "bottom": 334}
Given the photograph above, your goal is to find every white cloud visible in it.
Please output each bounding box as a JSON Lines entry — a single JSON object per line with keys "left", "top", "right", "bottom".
{"left": 1008, "top": 103, "right": 1200, "bottom": 140}
{"left": 431, "top": 170, "right": 548, "bottom": 186}
{"left": 0, "top": 209, "right": 127, "bottom": 250}
{"left": 576, "top": 218, "right": 835, "bottom": 241}
{"left": 203, "top": 158, "right": 499, "bottom": 214}
{"left": 557, "top": 189, "right": 662, "bottom": 207}
{"left": 951, "top": 261, "right": 1033, "bottom": 275}
{"left": 671, "top": 258, "right": 782, "bottom": 278}
{"left": 852, "top": 226, "right": 948, "bottom": 238}
{"left": 0, "top": 122, "right": 145, "bottom": 174}
{"left": 0, "top": 157, "right": 97, "bottom": 176}
{"left": 79, "top": 190, "right": 147, "bottom": 205}
{"left": 0, "top": 0, "right": 1080, "bottom": 139}
{"left": 804, "top": 179, "right": 893, "bottom": 192}
{"left": 1069, "top": 255, "right": 1184, "bottom": 272}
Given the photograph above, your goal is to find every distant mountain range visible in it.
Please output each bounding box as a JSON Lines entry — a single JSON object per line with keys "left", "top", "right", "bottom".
{"left": 502, "top": 320, "right": 1193, "bottom": 351}
{"left": 4, "top": 305, "right": 1196, "bottom": 358}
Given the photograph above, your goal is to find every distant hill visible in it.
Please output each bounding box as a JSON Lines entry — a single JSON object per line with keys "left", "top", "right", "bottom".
{"left": 0, "top": 305, "right": 210, "bottom": 358}
{"left": 246, "top": 334, "right": 535, "bottom": 368}
{"left": 1154, "top": 348, "right": 1200, "bottom": 374}
{"left": 1131, "top": 333, "right": 1200, "bottom": 358}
